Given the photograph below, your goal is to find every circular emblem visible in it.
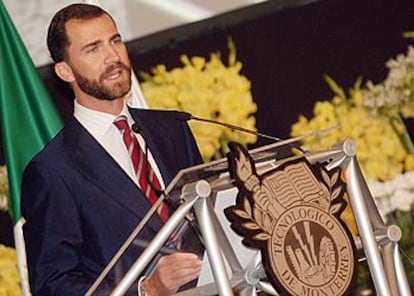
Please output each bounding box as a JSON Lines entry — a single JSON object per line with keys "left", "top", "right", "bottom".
{"left": 269, "top": 205, "right": 355, "bottom": 296}
{"left": 226, "top": 144, "right": 357, "bottom": 295}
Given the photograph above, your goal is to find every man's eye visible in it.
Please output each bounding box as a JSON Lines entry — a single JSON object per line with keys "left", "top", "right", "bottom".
{"left": 86, "top": 46, "right": 98, "bottom": 53}
{"left": 113, "top": 38, "right": 123, "bottom": 44}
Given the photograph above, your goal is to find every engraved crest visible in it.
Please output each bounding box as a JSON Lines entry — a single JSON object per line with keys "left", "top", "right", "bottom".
{"left": 225, "top": 143, "right": 357, "bottom": 295}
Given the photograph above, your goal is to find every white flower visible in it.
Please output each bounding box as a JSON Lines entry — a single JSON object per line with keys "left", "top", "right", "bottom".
{"left": 374, "top": 197, "right": 393, "bottom": 219}
{"left": 362, "top": 45, "right": 414, "bottom": 118}
{"left": 367, "top": 180, "right": 389, "bottom": 198}
{"left": 367, "top": 171, "right": 414, "bottom": 217}
{"left": 380, "top": 180, "right": 395, "bottom": 197}
{"left": 389, "top": 189, "right": 414, "bottom": 212}
{"left": 392, "top": 171, "right": 414, "bottom": 189}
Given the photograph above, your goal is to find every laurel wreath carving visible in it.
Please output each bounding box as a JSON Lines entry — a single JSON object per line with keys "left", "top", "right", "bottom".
{"left": 230, "top": 193, "right": 272, "bottom": 242}
{"left": 319, "top": 167, "right": 345, "bottom": 215}
{"left": 226, "top": 144, "right": 356, "bottom": 296}
{"left": 229, "top": 165, "right": 345, "bottom": 243}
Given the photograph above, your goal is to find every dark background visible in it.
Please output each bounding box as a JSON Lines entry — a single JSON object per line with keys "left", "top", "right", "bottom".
{"left": 2, "top": 0, "right": 414, "bottom": 162}
{"left": 1, "top": 0, "right": 414, "bottom": 245}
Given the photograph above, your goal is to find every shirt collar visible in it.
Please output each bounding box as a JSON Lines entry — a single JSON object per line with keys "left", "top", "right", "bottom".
{"left": 74, "top": 100, "right": 133, "bottom": 140}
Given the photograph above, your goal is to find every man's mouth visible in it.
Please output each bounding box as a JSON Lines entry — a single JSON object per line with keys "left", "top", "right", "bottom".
{"left": 104, "top": 68, "right": 124, "bottom": 80}
{"left": 102, "top": 62, "right": 130, "bottom": 81}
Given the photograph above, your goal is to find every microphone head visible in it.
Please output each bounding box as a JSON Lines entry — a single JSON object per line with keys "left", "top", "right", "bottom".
{"left": 131, "top": 123, "right": 141, "bottom": 133}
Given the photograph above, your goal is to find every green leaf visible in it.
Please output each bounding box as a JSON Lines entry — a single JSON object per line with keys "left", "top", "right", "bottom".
{"left": 324, "top": 75, "right": 346, "bottom": 99}
{"left": 139, "top": 71, "right": 152, "bottom": 82}
{"left": 390, "top": 114, "right": 414, "bottom": 153}
{"left": 227, "top": 37, "right": 237, "bottom": 66}
{"left": 353, "top": 76, "right": 363, "bottom": 90}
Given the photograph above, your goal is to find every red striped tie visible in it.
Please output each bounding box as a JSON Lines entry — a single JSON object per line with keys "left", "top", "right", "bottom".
{"left": 114, "top": 116, "right": 169, "bottom": 223}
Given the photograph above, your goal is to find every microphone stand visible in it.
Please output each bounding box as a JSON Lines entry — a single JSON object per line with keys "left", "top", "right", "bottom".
{"left": 184, "top": 112, "right": 320, "bottom": 154}
{"left": 190, "top": 115, "right": 283, "bottom": 142}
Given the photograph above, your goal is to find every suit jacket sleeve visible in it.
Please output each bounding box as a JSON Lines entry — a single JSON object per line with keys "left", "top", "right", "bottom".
{"left": 21, "top": 160, "right": 113, "bottom": 295}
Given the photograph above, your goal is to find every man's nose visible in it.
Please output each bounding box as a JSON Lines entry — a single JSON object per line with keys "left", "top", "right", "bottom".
{"left": 104, "top": 45, "right": 121, "bottom": 64}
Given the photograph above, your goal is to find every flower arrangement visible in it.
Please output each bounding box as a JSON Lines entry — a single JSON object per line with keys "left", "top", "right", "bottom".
{"left": 140, "top": 39, "right": 258, "bottom": 161}
{"left": 370, "top": 171, "right": 414, "bottom": 216}
{"left": 290, "top": 76, "right": 414, "bottom": 182}
{"left": 363, "top": 46, "right": 414, "bottom": 120}
{"left": 290, "top": 43, "right": 414, "bottom": 210}
{"left": 290, "top": 45, "right": 414, "bottom": 292}
{"left": 0, "top": 165, "right": 21, "bottom": 294}
{"left": 0, "top": 244, "right": 21, "bottom": 295}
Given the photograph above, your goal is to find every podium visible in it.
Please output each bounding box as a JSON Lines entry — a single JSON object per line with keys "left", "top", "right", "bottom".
{"left": 87, "top": 136, "right": 412, "bottom": 296}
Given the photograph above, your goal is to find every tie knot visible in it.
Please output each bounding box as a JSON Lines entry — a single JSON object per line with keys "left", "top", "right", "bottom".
{"left": 113, "top": 116, "right": 129, "bottom": 131}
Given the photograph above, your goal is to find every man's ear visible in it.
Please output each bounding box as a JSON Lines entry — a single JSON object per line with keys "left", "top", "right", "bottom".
{"left": 54, "top": 62, "right": 75, "bottom": 82}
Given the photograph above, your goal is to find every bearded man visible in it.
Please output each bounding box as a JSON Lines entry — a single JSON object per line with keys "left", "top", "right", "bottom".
{"left": 21, "top": 4, "right": 203, "bottom": 295}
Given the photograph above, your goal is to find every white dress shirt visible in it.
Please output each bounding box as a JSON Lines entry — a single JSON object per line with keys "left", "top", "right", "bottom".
{"left": 73, "top": 100, "right": 165, "bottom": 189}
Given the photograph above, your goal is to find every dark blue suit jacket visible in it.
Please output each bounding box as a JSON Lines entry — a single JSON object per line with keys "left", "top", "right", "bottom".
{"left": 21, "top": 108, "right": 203, "bottom": 295}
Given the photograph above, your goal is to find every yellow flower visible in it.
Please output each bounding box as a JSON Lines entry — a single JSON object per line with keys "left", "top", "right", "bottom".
{"left": 405, "top": 154, "right": 414, "bottom": 171}
{"left": 0, "top": 244, "right": 21, "bottom": 295}
{"left": 290, "top": 79, "right": 414, "bottom": 182}
{"left": 141, "top": 40, "right": 257, "bottom": 161}
{"left": 351, "top": 89, "right": 364, "bottom": 107}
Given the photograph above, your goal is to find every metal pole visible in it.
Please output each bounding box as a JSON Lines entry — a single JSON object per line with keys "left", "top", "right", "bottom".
{"left": 345, "top": 156, "right": 392, "bottom": 295}
{"left": 110, "top": 194, "right": 199, "bottom": 295}
{"left": 392, "top": 243, "right": 412, "bottom": 295}
{"left": 193, "top": 197, "right": 233, "bottom": 296}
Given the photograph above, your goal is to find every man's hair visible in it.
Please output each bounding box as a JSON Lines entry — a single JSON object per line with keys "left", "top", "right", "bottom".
{"left": 47, "top": 4, "right": 113, "bottom": 63}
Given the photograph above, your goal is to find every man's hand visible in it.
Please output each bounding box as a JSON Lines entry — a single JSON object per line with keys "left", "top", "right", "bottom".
{"left": 142, "top": 252, "right": 202, "bottom": 296}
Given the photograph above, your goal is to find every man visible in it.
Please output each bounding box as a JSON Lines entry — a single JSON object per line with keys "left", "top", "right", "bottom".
{"left": 21, "top": 4, "right": 203, "bottom": 295}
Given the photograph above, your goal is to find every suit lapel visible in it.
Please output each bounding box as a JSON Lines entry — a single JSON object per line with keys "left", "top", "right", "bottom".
{"left": 63, "top": 117, "right": 163, "bottom": 232}
{"left": 129, "top": 108, "right": 189, "bottom": 185}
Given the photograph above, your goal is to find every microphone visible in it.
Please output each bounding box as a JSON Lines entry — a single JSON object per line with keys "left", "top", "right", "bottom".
{"left": 131, "top": 123, "right": 140, "bottom": 133}
{"left": 174, "top": 111, "right": 306, "bottom": 153}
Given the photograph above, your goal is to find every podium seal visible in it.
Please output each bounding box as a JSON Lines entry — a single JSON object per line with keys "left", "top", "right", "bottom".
{"left": 225, "top": 143, "right": 357, "bottom": 295}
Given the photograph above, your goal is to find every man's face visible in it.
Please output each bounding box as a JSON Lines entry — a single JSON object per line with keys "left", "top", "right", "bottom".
{"left": 63, "top": 14, "right": 132, "bottom": 101}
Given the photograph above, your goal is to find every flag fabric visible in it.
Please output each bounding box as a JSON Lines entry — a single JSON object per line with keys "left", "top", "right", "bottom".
{"left": 0, "top": 0, "right": 63, "bottom": 223}
{"left": 0, "top": 1, "right": 63, "bottom": 294}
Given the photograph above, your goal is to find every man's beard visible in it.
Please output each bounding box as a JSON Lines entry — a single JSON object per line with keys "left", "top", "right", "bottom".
{"left": 73, "top": 62, "right": 132, "bottom": 101}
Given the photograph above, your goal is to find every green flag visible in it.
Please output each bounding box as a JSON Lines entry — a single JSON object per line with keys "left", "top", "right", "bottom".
{"left": 0, "top": 1, "right": 63, "bottom": 223}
